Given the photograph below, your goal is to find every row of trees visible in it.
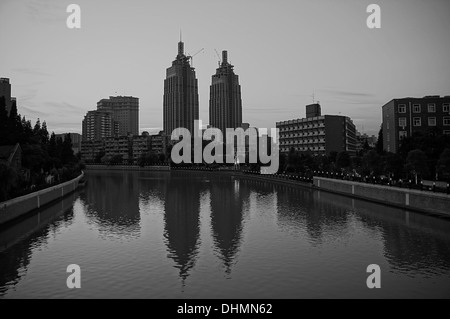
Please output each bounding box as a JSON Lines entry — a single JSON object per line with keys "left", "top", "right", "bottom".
{"left": 0, "top": 97, "right": 83, "bottom": 201}
{"left": 279, "top": 128, "right": 450, "bottom": 182}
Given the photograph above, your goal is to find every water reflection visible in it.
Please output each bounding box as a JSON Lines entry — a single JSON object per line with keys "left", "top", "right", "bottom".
{"left": 210, "top": 176, "right": 249, "bottom": 274}
{"left": 1, "top": 171, "right": 450, "bottom": 298}
{"left": 0, "top": 192, "right": 77, "bottom": 297}
{"left": 81, "top": 171, "right": 141, "bottom": 238}
{"left": 162, "top": 172, "right": 202, "bottom": 282}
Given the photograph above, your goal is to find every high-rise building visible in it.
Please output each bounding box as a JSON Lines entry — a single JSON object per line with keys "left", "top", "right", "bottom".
{"left": 382, "top": 96, "right": 450, "bottom": 153}
{"left": 277, "top": 104, "right": 357, "bottom": 156}
{"left": 82, "top": 110, "right": 114, "bottom": 142}
{"left": 209, "top": 50, "right": 242, "bottom": 135}
{"left": 97, "top": 96, "right": 139, "bottom": 136}
{"left": 0, "top": 78, "right": 12, "bottom": 116}
{"left": 163, "top": 39, "right": 199, "bottom": 136}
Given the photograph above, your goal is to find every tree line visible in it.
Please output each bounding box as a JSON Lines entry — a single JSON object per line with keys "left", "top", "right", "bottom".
{"left": 0, "top": 97, "right": 83, "bottom": 201}
{"left": 279, "top": 127, "right": 450, "bottom": 182}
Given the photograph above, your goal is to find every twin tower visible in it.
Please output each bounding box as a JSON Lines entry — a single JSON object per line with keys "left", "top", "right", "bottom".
{"left": 163, "top": 40, "right": 242, "bottom": 136}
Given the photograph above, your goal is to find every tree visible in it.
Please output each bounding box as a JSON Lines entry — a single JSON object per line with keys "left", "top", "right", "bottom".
{"left": 48, "top": 132, "right": 57, "bottom": 157}
{"left": 362, "top": 150, "right": 381, "bottom": 176}
{"left": 436, "top": 149, "right": 450, "bottom": 180}
{"left": 286, "top": 148, "right": 300, "bottom": 172}
{"left": 21, "top": 116, "right": 33, "bottom": 143}
{"left": 0, "top": 163, "right": 20, "bottom": 201}
{"left": 94, "top": 150, "right": 105, "bottom": 163}
{"left": 336, "top": 151, "right": 351, "bottom": 169}
{"left": 61, "top": 133, "right": 74, "bottom": 164}
{"left": 405, "top": 149, "right": 430, "bottom": 181}
{"left": 40, "top": 121, "right": 49, "bottom": 146}
{"left": 33, "top": 118, "right": 41, "bottom": 135}
{"left": 382, "top": 152, "right": 404, "bottom": 178}
{"left": 110, "top": 154, "right": 123, "bottom": 164}
{"left": 375, "top": 127, "right": 384, "bottom": 154}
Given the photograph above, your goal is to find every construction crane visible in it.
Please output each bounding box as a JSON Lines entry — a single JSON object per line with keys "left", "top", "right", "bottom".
{"left": 214, "top": 49, "right": 221, "bottom": 67}
{"left": 187, "top": 48, "right": 204, "bottom": 67}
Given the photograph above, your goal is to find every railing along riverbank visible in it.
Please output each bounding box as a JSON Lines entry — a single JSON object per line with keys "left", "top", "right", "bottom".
{"left": 82, "top": 165, "right": 450, "bottom": 217}
{"left": 0, "top": 172, "right": 85, "bottom": 226}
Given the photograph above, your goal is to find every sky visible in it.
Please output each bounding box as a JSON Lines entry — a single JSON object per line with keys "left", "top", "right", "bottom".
{"left": 1, "top": 0, "right": 449, "bottom": 137}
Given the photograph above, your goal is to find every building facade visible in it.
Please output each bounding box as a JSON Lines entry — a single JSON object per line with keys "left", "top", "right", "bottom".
{"left": 97, "top": 96, "right": 139, "bottom": 136}
{"left": 80, "top": 140, "right": 105, "bottom": 163}
{"left": 82, "top": 110, "right": 114, "bottom": 142}
{"left": 0, "top": 78, "right": 12, "bottom": 116}
{"left": 277, "top": 104, "right": 357, "bottom": 156}
{"left": 131, "top": 135, "right": 151, "bottom": 163}
{"left": 104, "top": 136, "right": 132, "bottom": 162}
{"left": 382, "top": 96, "right": 450, "bottom": 153}
{"left": 209, "top": 50, "right": 242, "bottom": 136}
{"left": 163, "top": 40, "right": 199, "bottom": 136}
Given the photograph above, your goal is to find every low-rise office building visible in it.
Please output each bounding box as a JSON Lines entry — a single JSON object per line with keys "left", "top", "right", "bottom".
{"left": 277, "top": 104, "right": 357, "bottom": 156}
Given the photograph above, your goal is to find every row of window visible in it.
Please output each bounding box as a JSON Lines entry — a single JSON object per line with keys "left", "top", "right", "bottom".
{"left": 398, "top": 117, "right": 450, "bottom": 127}
{"left": 398, "top": 130, "right": 450, "bottom": 140}
{"left": 278, "top": 124, "right": 325, "bottom": 131}
{"left": 281, "top": 147, "right": 326, "bottom": 152}
{"left": 280, "top": 139, "right": 326, "bottom": 145}
{"left": 280, "top": 131, "right": 325, "bottom": 137}
{"left": 398, "top": 103, "right": 450, "bottom": 114}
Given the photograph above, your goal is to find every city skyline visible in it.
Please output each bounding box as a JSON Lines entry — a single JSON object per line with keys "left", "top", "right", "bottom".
{"left": 1, "top": 0, "right": 449, "bottom": 137}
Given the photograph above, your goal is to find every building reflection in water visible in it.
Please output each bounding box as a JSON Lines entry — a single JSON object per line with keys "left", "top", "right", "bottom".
{"left": 272, "top": 181, "right": 450, "bottom": 277}
{"left": 0, "top": 192, "right": 77, "bottom": 297}
{"left": 162, "top": 172, "right": 202, "bottom": 282}
{"left": 81, "top": 171, "right": 141, "bottom": 238}
{"left": 209, "top": 176, "right": 249, "bottom": 274}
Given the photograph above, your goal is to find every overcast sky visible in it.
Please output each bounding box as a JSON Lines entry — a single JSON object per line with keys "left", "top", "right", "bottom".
{"left": 1, "top": 0, "right": 449, "bottom": 136}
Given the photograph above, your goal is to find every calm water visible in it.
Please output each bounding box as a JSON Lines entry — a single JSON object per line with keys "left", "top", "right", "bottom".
{"left": 1, "top": 170, "right": 450, "bottom": 298}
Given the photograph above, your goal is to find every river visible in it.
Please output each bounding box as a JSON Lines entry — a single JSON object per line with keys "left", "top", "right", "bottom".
{"left": 1, "top": 170, "right": 449, "bottom": 298}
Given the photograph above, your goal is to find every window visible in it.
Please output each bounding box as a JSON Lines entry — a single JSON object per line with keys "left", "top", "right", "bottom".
{"left": 399, "top": 131, "right": 407, "bottom": 139}
{"left": 444, "top": 117, "right": 450, "bottom": 126}
{"left": 428, "top": 117, "right": 436, "bottom": 126}
{"left": 387, "top": 134, "right": 390, "bottom": 142}
{"left": 444, "top": 104, "right": 450, "bottom": 113}
{"left": 387, "top": 121, "right": 390, "bottom": 130}
{"left": 398, "top": 104, "right": 406, "bottom": 113}
{"left": 413, "top": 117, "right": 421, "bottom": 126}
{"left": 428, "top": 103, "right": 436, "bottom": 113}
{"left": 444, "top": 130, "right": 450, "bottom": 135}
{"left": 413, "top": 104, "right": 421, "bottom": 113}
{"left": 398, "top": 118, "right": 407, "bottom": 127}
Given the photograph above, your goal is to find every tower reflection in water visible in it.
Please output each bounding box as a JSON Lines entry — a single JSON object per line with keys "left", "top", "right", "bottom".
{"left": 162, "top": 172, "right": 202, "bottom": 282}
{"left": 210, "top": 176, "right": 249, "bottom": 275}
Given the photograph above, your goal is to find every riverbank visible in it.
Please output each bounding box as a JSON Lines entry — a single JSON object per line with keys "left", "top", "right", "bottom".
{"left": 313, "top": 177, "right": 450, "bottom": 218}
{"left": 83, "top": 165, "right": 450, "bottom": 217}
{"left": 169, "top": 169, "right": 450, "bottom": 217}
{"left": 0, "top": 172, "right": 84, "bottom": 226}
{"left": 85, "top": 164, "right": 169, "bottom": 171}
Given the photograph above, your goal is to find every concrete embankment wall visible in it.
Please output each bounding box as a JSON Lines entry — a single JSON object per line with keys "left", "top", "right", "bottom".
{"left": 85, "top": 165, "right": 169, "bottom": 171}
{"left": 313, "top": 177, "right": 450, "bottom": 217}
{"left": 0, "top": 173, "right": 84, "bottom": 226}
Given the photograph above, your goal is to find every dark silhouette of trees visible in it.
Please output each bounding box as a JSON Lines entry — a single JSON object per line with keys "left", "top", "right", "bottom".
{"left": 336, "top": 151, "right": 351, "bottom": 169}
{"left": 1, "top": 100, "right": 82, "bottom": 201}
{"left": 436, "top": 149, "right": 450, "bottom": 180}
{"left": 375, "top": 127, "right": 384, "bottom": 154}
{"left": 405, "top": 149, "right": 430, "bottom": 180}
